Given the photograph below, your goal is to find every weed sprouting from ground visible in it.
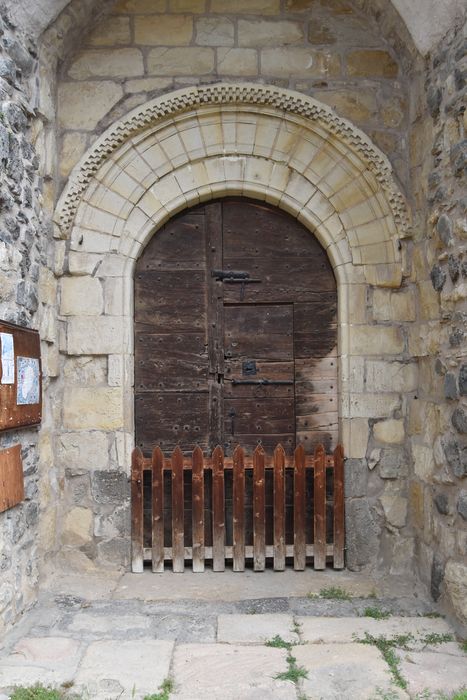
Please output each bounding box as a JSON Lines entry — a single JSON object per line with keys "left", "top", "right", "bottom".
{"left": 275, "top": 650, "right": 308, "bottom": 684}
{"left": 459, "top": 639, "right": 467, "bottom": 653}
{"left": 10, "top": 687, "right": 82, "bottom": 700}
{"left": 143, "top": 678, "right": 174, "bottom": 700}
{"left": 267, "top": 630, "right": 308, "bottom": 687}
{"left": 319, "top": 586, "right": 352, "bottom": 600}
{"left": 412, "top": 690, "right": 467, "bottom": 700}
{"left": 421, "top": 632, "right": 453, "bottom": 646}
{"left": 266, "top": 634, "right": 290, "bottom": 649}
{"left": 364, "top": 606, "right": 390, "bottom": 620}
{"left": 423, "top": 612, "right": 442, "bottom": 619}
{"left": 358, "top": 633, "right": 413, "bottom": 689}
{"left": 307, "top": 586, "right": 352, "bottom": 601}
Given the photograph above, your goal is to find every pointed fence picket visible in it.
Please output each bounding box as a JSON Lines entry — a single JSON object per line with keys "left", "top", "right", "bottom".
{"left": 131, "top": 443, "right": 345, "bottom": 573}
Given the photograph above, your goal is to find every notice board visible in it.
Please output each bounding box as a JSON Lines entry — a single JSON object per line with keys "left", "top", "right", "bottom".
{"left": 0, "top": 320, "right": 42, "bottom": 432}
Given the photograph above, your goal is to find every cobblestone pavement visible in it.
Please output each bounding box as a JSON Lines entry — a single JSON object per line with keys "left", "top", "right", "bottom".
{"left": 0, "top": 570, "right": 466, "bottom": 699}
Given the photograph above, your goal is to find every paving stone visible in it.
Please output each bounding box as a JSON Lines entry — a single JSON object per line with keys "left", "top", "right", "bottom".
{"left": 68, "top": 612, "right": 152, "bottom": 634}
{"left": 399, "top": 649, "right": 467, "bottom": 696}
{"left": 0, "top": 636, "right": 82, "bottom": 669}
{"left": 73, "top": 640, "right": 173, "bottom": 700}
{"left": 171, "top": 644, "right": 295, "bottom": 699}
{"left": 297, "top": 616, "right": 453, "bottom": 643}
{"left": 217, "top": 614, "right": 298, "bottom": 644}
{"left": 294, "top": 643, "right": 408, "bottom": 700}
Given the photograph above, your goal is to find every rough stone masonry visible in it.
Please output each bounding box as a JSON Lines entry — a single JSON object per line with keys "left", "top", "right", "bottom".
{"left": 0, "top": 0, "right": 465, "bottom": 639}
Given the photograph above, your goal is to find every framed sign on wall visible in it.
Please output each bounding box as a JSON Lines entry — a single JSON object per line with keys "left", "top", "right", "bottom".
{"left": 0, "top": 321, "right": 42, "bottom": 432}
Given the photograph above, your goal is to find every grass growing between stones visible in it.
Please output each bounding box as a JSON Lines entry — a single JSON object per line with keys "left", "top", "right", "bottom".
{"left": 420, "top": 632, "right": 453, "bottom": 646}
{"left": 9, "top": 687, "right": 81, "bottom": 700}
{"left": 307, "top": 586, "right": 352, "bottom": 601}
{"left": 364, "top": 606, "right": 391, "bottom": 620}
{"left": 266, "top": 634, "right": 308, "bottom": 686}
{"left": 413, "top": 690, "right": 467, "bottom": 700}
{"left": 358, "top": 633, "right": 413, "bottom": 689}
{"left": 143, "top": 678, "right": 174, "bottom": 700}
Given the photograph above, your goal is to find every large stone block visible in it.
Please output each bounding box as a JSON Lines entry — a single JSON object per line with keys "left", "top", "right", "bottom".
{"left": 114, "top": 0, "right": 166, "bottom": 10}
{"left": 347, "top": 50, "right": 398, "bottom": 78}
{"left": 59, "top": 133, "right": 87, "bottom": 179}
{"left": 373, "top": 419, "right": 405, "bottom": 444}
{"left": 380, "top": 490, "right": 407, "bottom": 528}
{"left": 365, "top": 360, "right": 418, "bottom": 392}
{"left": 443, "top": 440, "right": 467, "bottom": 478}
{"left": 170, "top": 0, "right": 206, "bottom": 11}
{"left": 372, "top": 288, "right": 416, "bottom": 322}
{"left": 58, "top": 82, "right": 123, "bottom": 130}
{"left": 195, "top": 17, "right": 234, "bottom": 46}
{"left": 412, "top": 443, "right": 435, "bottom": 481}
{"left": 379, "top": 448, "right": 408, "bottom": 478}
{"left": 66, "top": 317, "right": 124, "bottom": 355}
{"left": 444, "top": 561, "right": 467, "bottom": 624}
{"left": 60, "top": 277, "right": 104, "bottom": 316}
{"left": 312, "top": 89, "right": 377, "bottom": 125}
{"left": 63, "top": 507, "right": 93, "bottom": 546}
{"left": 147, "top": 47, "right": 214, "bottom": 75}
{"left": 238, "top": 19, "right": 303, "bottom": 47}
{"left": 63, "top": 388, "right": 123, "bottom": 430}
{"left": 211, "top": 0, "right": 280, "bottom": 13}
{"left": 344, "top": 458, "right": 367, "bottom": 498}
{"left": 261, "top": 48, "right": 341, "bottom": 78}
{"left": 217, "top": 48, "right": 257, "bottom": 76}
{"left": 350, "top": 326, "right": 404, "bottom": 356}
{"left": 91, "top": 471, "right": 130, "bottom": 504}
{"left": 56, "top": 432, "right": 109, "bottom": 473}
{"left": 87, "top": 17, "right": 131, "bottom": 46}
{"left": 345, "top": 499, "right": 379, "bottom": 570}
{"left": 68, "top": 49, "right": 144, "bottom": 80}
{"left": 134, "top": 15, "right": 193, "bottom": 45}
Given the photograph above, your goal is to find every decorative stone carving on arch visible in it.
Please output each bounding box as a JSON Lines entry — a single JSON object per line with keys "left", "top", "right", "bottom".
{"left": 55, "top": 83, "right": 412, "bottom": 469}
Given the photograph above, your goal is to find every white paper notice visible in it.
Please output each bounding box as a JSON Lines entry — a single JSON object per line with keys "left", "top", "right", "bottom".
{"left": 0, "top": 332, "right": 15, "bottom": 384}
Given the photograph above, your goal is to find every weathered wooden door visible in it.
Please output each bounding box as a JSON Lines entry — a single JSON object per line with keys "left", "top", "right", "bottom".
{"left": 135, "top": 198, "right": 338, "bottom": 456}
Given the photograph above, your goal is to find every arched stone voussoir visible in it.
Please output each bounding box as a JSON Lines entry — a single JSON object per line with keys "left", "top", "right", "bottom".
{"left": 56, "top": 84, "right": 412, "bottom": 253}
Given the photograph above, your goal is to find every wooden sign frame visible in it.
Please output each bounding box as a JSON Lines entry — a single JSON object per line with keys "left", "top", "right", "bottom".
{"left": 0, "top": 444, "right": 24, "bottom": 512}
{"left": 0, "top": 320, "right": 42, "bottom": 432}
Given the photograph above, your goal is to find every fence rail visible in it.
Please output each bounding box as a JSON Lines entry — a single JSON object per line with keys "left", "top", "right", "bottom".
{"left": 131, "top": 443, "right": 344, "bottom": 573}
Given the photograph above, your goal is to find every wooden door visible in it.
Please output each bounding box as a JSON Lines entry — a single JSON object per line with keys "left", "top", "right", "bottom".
{"left": 134, "top": 198, "right": 338, "bottom": 456}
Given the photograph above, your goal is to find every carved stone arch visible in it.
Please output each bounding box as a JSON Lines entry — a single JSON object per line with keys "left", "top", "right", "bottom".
{"left": 55, "top": 83, "right": 412, "bottom": 465}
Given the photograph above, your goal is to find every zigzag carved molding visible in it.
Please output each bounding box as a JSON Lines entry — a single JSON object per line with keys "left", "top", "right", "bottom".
{"left": 55, "top": 83, "right": 411, "bottom": 239}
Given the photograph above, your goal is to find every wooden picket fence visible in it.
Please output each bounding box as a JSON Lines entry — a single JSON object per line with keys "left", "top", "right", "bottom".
{"left": 131, "top": 443, "right": 345, "bottom": 573}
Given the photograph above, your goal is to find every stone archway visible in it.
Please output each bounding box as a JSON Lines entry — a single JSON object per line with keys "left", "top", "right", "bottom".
{"left": 55, "top": 84, "right": 412, "bottom": 569}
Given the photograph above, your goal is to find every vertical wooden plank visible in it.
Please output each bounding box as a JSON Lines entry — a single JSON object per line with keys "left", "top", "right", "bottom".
{"left": 152, "top": 446, "right": 164, "bottom": 573}
{"left": 232, "top": 445, "right": 245, "bottom": 572}
{"left": 192, "top": 445, "right": 205, "bottom": 572}
{"left": 206, "top": 202, "right": 224, "bottom": 448}
{"left": 294, "top": 443, "right": 306, "bottom": 571}
{"left": 253, "top": 444, "right": 266, "bottom": 571}
{"left": 0, "top": 445, "right": 24, "bottom": 513}
{"left": 171, "top": 446, "right": 184, "bottom": 573}
{"left": 212, "top": 445, "right": 225, "bottom": 571}
{"left": 273, "top": 444, "right": 286, "bottom": 571}
{"left": 131, "top": 447, "right": 144, "bottom": 573}
{"left": 314, "top": 443, "right": 326, "bottom": 570}
{"left": 333, "top": 444, "right": 345, "bottom": 569}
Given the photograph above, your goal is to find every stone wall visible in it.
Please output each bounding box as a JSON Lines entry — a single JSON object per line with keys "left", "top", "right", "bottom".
{"left": 409, "top": 11, "right": 467, "bottom": 631}
{"left": 0, "top": 2, "right": 58, "bottom": 637}
{"left": 57, "top": 0, "right": 411, "bottom": 190}
{"left": 1, "top": 0, "right": 466, "bottom": 636}
{"left": 51, "top": 0, "right": 421, "bottom": 580}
